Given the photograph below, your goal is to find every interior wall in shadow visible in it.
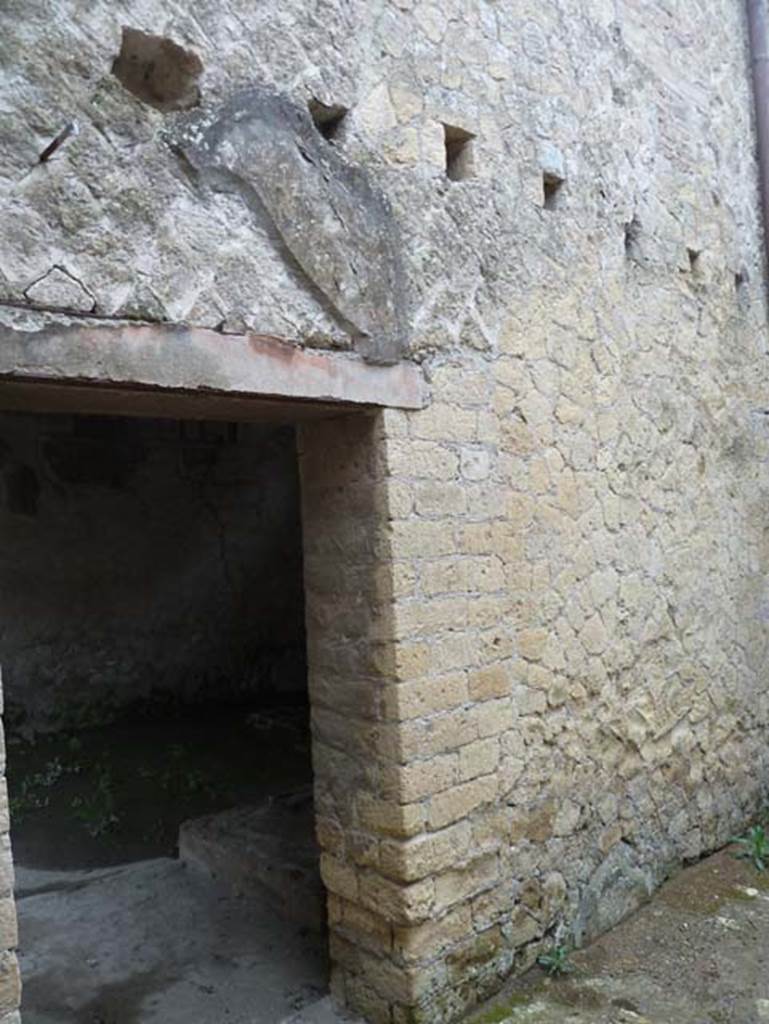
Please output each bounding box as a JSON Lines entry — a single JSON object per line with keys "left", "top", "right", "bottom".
{"left": 0, "top": 411, "right": 306, "bottom": 736}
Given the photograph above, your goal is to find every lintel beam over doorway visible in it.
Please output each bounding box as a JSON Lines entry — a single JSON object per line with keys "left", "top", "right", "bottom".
{"left": 0, "top": 319, "right": 425, "bottom": 421}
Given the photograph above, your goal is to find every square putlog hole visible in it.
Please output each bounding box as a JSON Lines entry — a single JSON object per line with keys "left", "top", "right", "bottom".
{"left": 308, "top": 100, "right": 349, "bottom": 142}
{"left": 111, "top": 27, "right": 203, "bottom": 112}
{"left": 543, "top": 172, "right": 565, "bottom": 211}
{"left": 443, "top": 124, "right": 476, "bottom": 181}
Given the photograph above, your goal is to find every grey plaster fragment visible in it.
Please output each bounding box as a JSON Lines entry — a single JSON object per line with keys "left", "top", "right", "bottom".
{"left": 172, "top": 87, "right": 410, "bottom": 364}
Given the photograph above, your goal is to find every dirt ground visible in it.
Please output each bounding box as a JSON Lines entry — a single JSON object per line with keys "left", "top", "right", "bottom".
{"left": 468, "top": 846, "right": 769, "bottom": 1024}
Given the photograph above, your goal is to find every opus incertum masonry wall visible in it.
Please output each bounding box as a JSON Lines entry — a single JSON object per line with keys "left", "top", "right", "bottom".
{"left": 3, "top": 2, "right": 769, "bottom": 1021}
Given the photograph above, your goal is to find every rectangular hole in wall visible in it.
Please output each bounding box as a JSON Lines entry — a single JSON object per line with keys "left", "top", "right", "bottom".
{"left": 624, "top": 214, "right": 643, "bottom": 263}
{"left": 443, "top": 123, "right": 476, "bottom": 181}
{"left": 2, "top": 410, "right": 328, "bottom": 1022}
{"left": 542, "top": 171, "right": 565, "bottom": 211}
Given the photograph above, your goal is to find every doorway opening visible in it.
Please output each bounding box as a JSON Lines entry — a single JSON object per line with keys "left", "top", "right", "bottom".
{"left": 1, "top": 409, "right": 327, "bottom": 1023}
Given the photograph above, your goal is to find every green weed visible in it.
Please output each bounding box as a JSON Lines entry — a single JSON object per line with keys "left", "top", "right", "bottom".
{"left": 10, "top": 757, "right": 78, "bottom": 822}
{"left": 537, "top": 945, "right": 575, "bottom": 977}
{"left": 732, "top": 825, "right": 769, "bottom": 871}
{"left": 71, "top": 766, "right": 120, "bottom": 837}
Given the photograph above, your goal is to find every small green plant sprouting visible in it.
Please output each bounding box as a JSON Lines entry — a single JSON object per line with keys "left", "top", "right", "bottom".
{"left": 537, "top": 944, "right": 575, "bottom": 977}
{"left": 10, "top": 781, "right": 49, "bottom": 822}
{"left": 157, "top": 744, "right": 215, "bottom": 799}
{"left": 731, "top": 825, "right": 769, "bottom": 871}
{"left": 37, "top": 757, "right": 66, "bottom": 787}
{"left": 10, "top": 757, "right": 77, "bottom": 822}
{"left": 71, "top": 766, "right": 119, "bottom": 838}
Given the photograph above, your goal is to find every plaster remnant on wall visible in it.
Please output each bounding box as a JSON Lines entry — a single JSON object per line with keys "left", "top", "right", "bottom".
{"left": 173, "top": 87, "right": 410, "bottom": 365}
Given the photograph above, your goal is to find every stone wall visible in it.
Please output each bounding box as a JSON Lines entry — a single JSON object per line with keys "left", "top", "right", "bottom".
{"left": 0, "top": 413, "right": 305, "bottom": 736}
{"left": 3, "top": 1, "right": 769, "bottom": 1022}
{"left": 4, "top": 2, "right": 764, "bottom": 367}
{"left": 304, "top": 368, "right": 769, "bottom": 1023}
{"left": 0, "top": 681, "right": 19, "bottom": 1024}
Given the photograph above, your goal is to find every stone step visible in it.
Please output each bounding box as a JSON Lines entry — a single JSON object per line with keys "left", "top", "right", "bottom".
{"left": 179, "top": 789, "right": 325, "bottom": 929}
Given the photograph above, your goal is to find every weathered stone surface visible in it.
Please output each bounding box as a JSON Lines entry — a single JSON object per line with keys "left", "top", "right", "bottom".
{"left": 0, "top": 951, "right": 18, "bottom": 1015}
{"left": 2, "top": 2, "right": 769, "bottom": 1024}
{"left": 572, "top": 843, "right": 658, "bottom": 946}
{"left": 23, "top": 266, "right": 95, "bottom": 313}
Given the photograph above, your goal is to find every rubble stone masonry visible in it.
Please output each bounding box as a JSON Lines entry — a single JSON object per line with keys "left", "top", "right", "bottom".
{"left": 3, "top": 0, "right": 769, "bottom": 1021}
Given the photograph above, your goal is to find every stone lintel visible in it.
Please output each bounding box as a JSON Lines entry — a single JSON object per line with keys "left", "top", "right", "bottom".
{"left": 0, "top": 321, "right": 425, "bottom": 421}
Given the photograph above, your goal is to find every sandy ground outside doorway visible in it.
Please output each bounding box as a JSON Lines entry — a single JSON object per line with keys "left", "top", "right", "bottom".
{"left": 466, "top": 846, "right": 769, "bottom": 1024}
